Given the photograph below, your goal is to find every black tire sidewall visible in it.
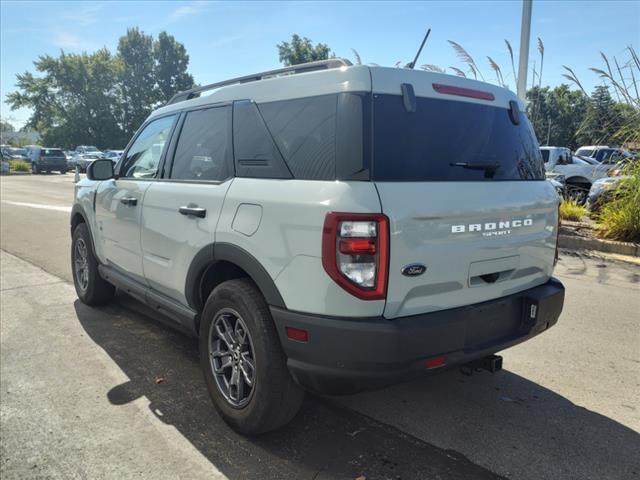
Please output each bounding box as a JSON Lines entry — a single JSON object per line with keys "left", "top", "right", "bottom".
{"left": 71, "top": 223, "right": 114, "bottom": 305}
{"left": 199, "top": 279, "right": 302, "bottom": 434}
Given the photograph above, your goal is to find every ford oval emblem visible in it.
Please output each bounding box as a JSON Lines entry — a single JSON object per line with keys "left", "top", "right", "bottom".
{"left": 401, "top": 263, "right": 427, "bottom": 277}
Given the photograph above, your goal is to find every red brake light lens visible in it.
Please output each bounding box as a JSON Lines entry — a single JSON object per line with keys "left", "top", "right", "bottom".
{"left": 339, "top": 238, "right": 377, "bottom": 255}
{"left": 322, "top": 212, "right": 389, "bottom": 300}
{"left": 432, "top": 83, "right": 495, "bottom": 101}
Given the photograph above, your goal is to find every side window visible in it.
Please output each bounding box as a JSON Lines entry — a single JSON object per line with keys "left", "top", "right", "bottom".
{"left": 120, "top": 115, "right": 176, "bottom": 179}
{"left": 170, "top": 106, "right": 231, "bottom": 181}
{"left": 233, "top": 100, "right": 291, "bottom": 179}
{"left": 259, "top": 94, "right": 337, "bottom": 180}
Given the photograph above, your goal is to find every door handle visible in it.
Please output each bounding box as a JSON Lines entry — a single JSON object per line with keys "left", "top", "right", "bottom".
{"left": 120, "top": 197, "right": 137, "bottom": 206}
{"left": 179, "top": 206, "right": 207, "bottom": 218}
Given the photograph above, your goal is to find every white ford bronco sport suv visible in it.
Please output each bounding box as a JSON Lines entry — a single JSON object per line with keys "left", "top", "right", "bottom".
{"left": 71, "top": 59, "right": 565, "bottom": 434}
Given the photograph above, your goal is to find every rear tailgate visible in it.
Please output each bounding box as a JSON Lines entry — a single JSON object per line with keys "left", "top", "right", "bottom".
{"left": 369, "top": 68, "right": 558, "bottom": 319}
{"left": 376, "top": 182, "right": 558, "bottom": 318}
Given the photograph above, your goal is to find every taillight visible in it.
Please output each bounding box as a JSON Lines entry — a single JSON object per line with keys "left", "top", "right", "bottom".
{"left": 322, "top": 212, "right": 389, "bottom": 300}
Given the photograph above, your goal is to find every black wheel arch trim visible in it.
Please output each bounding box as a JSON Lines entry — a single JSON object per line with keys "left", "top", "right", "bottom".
{"left": 70, "top": 203, "right": 98, "bottom": 253}
{"left": 185, "top": 242, "right": 287, "bottom": 311}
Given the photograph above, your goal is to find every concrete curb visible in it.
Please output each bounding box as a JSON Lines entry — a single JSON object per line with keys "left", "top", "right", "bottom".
{"left": 558, "top": 234, "right": 640, "bottom": 257}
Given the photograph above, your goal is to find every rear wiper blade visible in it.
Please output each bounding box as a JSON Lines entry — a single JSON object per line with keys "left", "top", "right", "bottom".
{"left": 450, "top": 162, "right": 501, "bottom": 171}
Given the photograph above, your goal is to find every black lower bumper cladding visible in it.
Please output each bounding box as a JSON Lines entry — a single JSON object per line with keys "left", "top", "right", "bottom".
{"left": 271, "top": 278, "right": 565, "bottom": 394}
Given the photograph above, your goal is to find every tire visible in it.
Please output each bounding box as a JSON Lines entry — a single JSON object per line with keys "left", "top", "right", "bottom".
{"left": 199, "top": 278, "right": 304, "bottom": 435}
{"left": 60, "top": 169, "right": 67, "bottom": 174}
{"left": 71, "top": 223, "right": 115, "bottom": 305}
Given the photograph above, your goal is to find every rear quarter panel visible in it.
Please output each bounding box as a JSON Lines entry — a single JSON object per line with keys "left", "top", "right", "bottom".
{"left": 216, "top": 178, "right": 385, "bottom": 317}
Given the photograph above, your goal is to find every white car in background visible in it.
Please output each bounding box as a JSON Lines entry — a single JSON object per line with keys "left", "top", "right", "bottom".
{"left": 541, "top": 146, "right": 613, "bottom": 203}
{"left": 101, "top": 150, "right": 124, "bottom": 163}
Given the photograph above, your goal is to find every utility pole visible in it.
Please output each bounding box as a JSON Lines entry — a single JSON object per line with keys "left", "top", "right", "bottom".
{"left": 517, "top": 0, "right": 533, "bottom": 102}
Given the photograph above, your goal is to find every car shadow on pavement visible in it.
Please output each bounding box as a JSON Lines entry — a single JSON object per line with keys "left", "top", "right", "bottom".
{"left": 74, "top": 294, "right": 638, "bottom": 480}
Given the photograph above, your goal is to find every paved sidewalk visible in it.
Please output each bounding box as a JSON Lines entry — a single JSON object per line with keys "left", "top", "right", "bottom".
{"left": 0, "top": 251, "right": 226, "bottom": 480}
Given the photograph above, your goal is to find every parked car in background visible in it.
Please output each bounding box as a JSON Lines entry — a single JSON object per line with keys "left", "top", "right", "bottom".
{"left": 29, "top": 147, "right": 68, "bottom": 174}
{"left": 574, "top": 146, "right": 632, "bottom": 164}
{"left": 586, "top": 176, "right": 629, "bottom": 212}
{"left": 101, "top": 150, "right": 124, "bottom": 163}
{"left": 1, "top": 146, "right": 30, "bottom": 163}
{"left": 73, "top": 154, "right": 101, "bottom": 172}
{"left": 71, "top": 146, "right": 103, "bottom": 172}
{"left": 74, "top": 145, "right": 102, "bottom": 156}
{"left": 541, "top": 146, "right": 612, "bottom": 203}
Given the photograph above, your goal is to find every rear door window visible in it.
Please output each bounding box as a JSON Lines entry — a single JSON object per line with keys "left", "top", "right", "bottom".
{"left": 170, "top": 106, "right": 232, "bottom": 181}
{"left": 372, "top": 95, "right": 544, "bottom": 181}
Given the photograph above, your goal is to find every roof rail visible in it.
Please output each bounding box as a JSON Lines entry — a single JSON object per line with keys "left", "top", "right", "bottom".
{"left": 166, "top": 58, "right": 353, "bottom": 106}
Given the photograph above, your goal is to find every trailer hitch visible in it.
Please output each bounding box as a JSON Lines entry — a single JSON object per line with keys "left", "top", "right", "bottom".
{"left": 460, "top": 354, "right": 503, "bottom": 376}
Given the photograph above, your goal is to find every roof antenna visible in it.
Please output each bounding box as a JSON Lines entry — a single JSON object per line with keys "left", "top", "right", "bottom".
{"left": 405, "top": 28, "right": 431, "bottom": 69}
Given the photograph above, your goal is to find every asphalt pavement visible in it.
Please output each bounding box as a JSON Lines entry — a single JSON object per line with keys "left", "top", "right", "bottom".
{"left": 1, "top": 173, "right": 639, "bottom": 480}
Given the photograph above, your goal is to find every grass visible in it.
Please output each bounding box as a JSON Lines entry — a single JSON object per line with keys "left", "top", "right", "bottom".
{"left": 8, "top": 160, "right": 30, "bottom": 172}
{"left": 559, "top": 200, "right": 588, "bottom": 222}
{"left": 597, "top": 162, "right": 640, "bottom": 243}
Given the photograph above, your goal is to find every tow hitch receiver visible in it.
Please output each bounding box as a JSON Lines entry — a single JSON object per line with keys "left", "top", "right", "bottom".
{"left": 460, "top": 354, "right": 503, "bottom": 376}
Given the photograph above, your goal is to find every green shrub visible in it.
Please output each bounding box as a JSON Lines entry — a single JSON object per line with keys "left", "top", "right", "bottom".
{"left": 8, "top": 160, "right": 30, "bottom": 172}
{"left": 598, "top": 162, "right": 640, "bottom": 243}
{"left": 559, "top": 200, "right": 587, "bottom": 222}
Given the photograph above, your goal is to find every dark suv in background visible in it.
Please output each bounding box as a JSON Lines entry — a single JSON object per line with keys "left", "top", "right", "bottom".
{"left": 29, "top": 147, "right": 68, "bottom": 174}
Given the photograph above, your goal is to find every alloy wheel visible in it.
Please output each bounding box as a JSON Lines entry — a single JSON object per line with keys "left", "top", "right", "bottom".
{"left": 208, "top": 308, "right": 256, "bottom": 408}
{"left": 74, "top": 237, "right": 89, "bottom": 292}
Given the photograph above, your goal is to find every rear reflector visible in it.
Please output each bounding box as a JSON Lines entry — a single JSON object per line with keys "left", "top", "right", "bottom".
{"left": 432, "top": 83, "right": 495, "bottom": 101}
{"left": 286, "top": 327, "right": 308, "bottom": 343}
{"left": 424, "top": 355, "right": 446, "bottom": 369}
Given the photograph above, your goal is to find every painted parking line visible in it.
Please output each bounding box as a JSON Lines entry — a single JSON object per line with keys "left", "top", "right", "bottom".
{"left": 1, "top": 200, "right": 71, "bottom": 213}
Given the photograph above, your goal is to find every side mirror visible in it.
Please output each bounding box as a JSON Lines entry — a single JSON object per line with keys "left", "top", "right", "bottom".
{"left": 87, "top": 159, "right": 114, "bottom": 180}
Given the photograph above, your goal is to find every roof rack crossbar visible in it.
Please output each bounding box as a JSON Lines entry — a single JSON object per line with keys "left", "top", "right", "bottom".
{"left": 166, "top": 58, "right": 353, "bottom": 105}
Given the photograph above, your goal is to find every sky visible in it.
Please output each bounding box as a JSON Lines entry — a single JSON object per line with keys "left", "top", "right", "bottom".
{"left": 1, "top": 0, "right": 639, "bottom": 129}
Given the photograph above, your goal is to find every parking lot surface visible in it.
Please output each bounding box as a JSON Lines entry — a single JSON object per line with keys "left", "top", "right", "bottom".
{"left": 1, "top": 174, "right": 639, "bottom": 479}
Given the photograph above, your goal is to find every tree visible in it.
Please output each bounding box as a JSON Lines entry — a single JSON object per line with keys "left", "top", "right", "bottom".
{"left": 6, "top": 28, "right": 194, "bottom": 148}
{"left": 117, "top": 28, "right": 156, "bottom": 138}
{"left": 576, "top": 85, "right": 625, "bottom": 146}
{"left": 6, "top": 49, "right": 123, "bottom": 148}
{"left": 526, "top": 84, "right": 588, "bottom": 149}
{"left": 153, "top": 32, "right": 194, "bottom": 104}
{"left": 277, "top": 34, "right": 332, "bottom": 66}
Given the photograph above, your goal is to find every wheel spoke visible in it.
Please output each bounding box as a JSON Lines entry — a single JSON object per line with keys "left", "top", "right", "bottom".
{"left": 240, "top": 360, "right": 254, "bottom": 386}
{"left": 234, "top": 320, "right": 247, "bottom": 345}
{"left": 215, "top": 315, "right": 235, "bottom": 349}
{"left": 211, "top": 351, "right": 233, "bottom": 374}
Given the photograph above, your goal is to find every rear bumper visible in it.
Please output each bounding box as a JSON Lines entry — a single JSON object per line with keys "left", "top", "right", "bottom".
{"left": 271, "top": 278, "right": 564, "bottom": 394}
{"left": 36, "top": 160, "right": 67, "bottom": 170}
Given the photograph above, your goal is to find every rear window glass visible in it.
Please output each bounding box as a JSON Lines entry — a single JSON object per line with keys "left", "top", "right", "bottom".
{"left": 372, "top": 95, "right": 544, "bottom": 181}
{"left": 259, "top": 95, "right": 336, "bottom": 180}
{"left": 42, "top": 149, "right": 64, "bottom": 156}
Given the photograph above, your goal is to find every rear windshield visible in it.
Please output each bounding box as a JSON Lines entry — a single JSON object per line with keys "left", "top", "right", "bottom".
{"left": 42, "top": 149, "right": 64, "bottom": 157}
{"left": 372, "top": 95, "right": 544, "bottom": 181}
